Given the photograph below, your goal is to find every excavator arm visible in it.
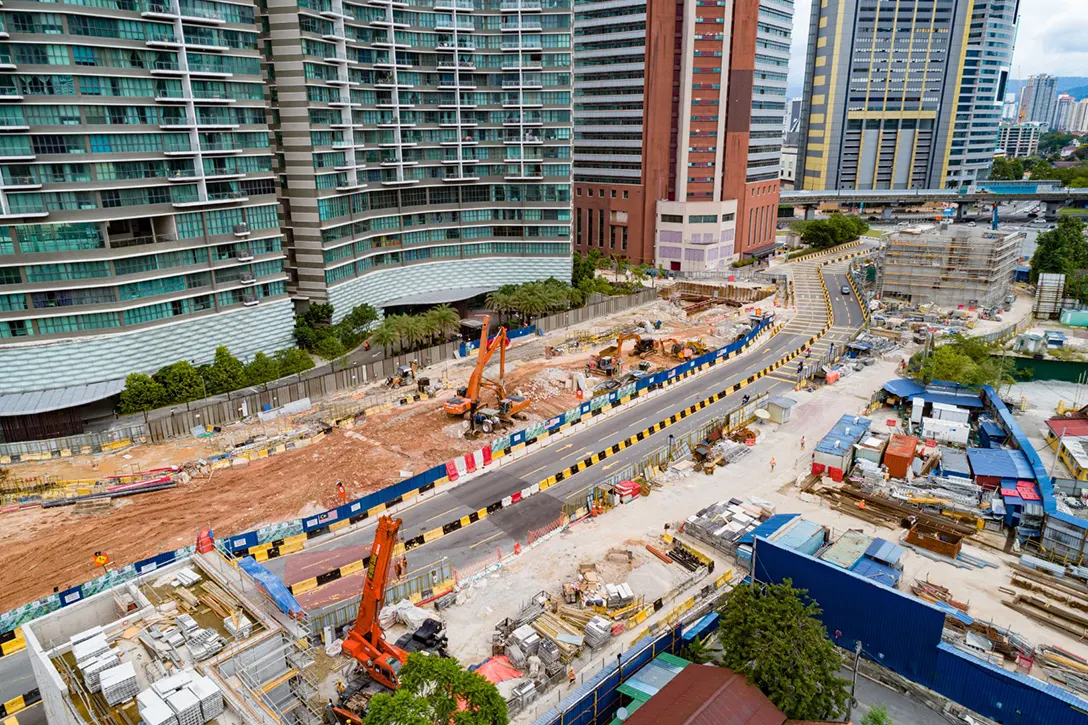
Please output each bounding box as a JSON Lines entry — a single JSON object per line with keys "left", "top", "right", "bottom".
{"left": 615, "top": 333, "right": 641, "bottom": 358}
{"left": 341, "top": 515, "right": 408, "bottom": 690}
{"left": 444, "top": 316, "right": 503, "bottom": 416}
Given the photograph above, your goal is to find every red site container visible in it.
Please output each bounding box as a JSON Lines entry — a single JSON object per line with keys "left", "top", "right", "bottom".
{"left": 884, "top": 434, "right": 918, "bottom": 480}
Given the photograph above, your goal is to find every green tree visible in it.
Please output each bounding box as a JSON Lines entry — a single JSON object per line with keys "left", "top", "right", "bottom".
{"left": 368, "top": 320, "right": 399, "bottom": 358}
{"left": 1039, "top": 131, "right": 1077, "bottom": 156}
{"left": 245, "top": 352, "right": 280, "bottom": 386}
{"left": 861, "top": 704, "right": 894, "bottom": 725}
{"left": 399, "top": 314, "right": 430, "bottom": 350}
{"left": 485, "top": 288, "right": 517, "bottom": 325}
{"left": 1029, "top": 217, "right": 1088, "bottom": 297}
{"left": 205, "top": 345, "right": 247, "bottom": 394}
{"left": 571, "top": 252, "right": 597, "bottom": 288}
{"left": 717, "top": 580, "right": 849, "bottom": 721}
{"left": 118, "top": 373, "right": 167, "bottom": 414}
{"left": 364, "top": 653, "right": 507, "bottom": 725}
{"left": 681, "top": 637, "right": 714, "bottom": 665}
{"left": 990, "top": 156, "right": 1024, "bottom": 181}
{"left": 153, "top": 361, "right": 205, "bottom": 404}
{"left": 274, "top": 348, "right": 315, "bottom": 377}
{"left": 314, "top": 334, "right": 346, "bottom": 360}
{"left": 915, "top": 334, "right": 1012, "bottom": 389}
{"left": 426, "top": 304, "right": 461, "bottom": 342}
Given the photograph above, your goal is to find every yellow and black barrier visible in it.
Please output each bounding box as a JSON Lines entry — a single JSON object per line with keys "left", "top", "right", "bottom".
{"left": 280, "top": 256, "right": 849, "bottom": 599}
{"left": 0, "top": 628, "right": 25, "bottom": 659}
{"left": 0, "top": 688, "right": 40, "bottom": 718}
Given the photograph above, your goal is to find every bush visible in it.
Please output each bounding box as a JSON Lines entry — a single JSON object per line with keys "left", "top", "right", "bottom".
{"left": 245, "top": 352, "right": 280, "bottom": 386}
{"left": 118, "top": 373, "right": 167, "bottom": 414}
{"left": 314, "top": 334, "right": 346, "bottom": 361}
{"left": 275, "top": 348, "right": 315, "bottom": 377}
{"left": 789, "top": 213, "right": 868, "bottom": 250}
{"left": 731, "top": 258, "right": 757, "bottom": 268}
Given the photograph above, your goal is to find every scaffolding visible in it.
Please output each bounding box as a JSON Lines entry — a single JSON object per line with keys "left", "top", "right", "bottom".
{"left": 878, "top": 224, "right": 1020, "bottom": 308}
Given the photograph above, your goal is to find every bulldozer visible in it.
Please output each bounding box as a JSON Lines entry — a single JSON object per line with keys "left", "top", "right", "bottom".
{"left": 384, "top": 361, "right": 418, "bottom": 389}
{"left": 589, "top": 354, "right": 622, "bottom": 377}
{"left": 656, "top": 338, "right": 694, "bottom": 361}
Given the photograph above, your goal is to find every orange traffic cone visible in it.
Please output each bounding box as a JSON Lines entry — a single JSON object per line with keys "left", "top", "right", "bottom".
{"left": 514, "top": 541, "right": 522, "bottom": 555}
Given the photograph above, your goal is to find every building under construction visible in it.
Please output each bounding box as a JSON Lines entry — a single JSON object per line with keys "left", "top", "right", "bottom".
{"left": 878, "top": 224, "right": 1022, "bottom": 309}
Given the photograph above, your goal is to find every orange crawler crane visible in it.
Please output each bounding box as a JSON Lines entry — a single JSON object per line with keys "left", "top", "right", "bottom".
{"left": 444, "top": 315, "right": 531, "bottom": 423}
{"left": 340, "top": 515, "right": 408, "bottom": 691}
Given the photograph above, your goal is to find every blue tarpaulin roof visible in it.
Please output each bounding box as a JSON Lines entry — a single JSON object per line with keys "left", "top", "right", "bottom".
{"left": 883, "top": 379, "right": 925, "bottom": 398}
{"left": 881, "top": 380, "right": 983, "bottom": 408}
{"left": 849, "top": 557, "right": 901, "bottom": 587}
{"left": 738, "top": 513, "right": 799, "bottom": 546}
{"left": 864, "top": 538, "right": 905, "bottom": 565}
{"left": 979, "top": 420, "right": 1006, "bottom": 440}
{"left": 238, "top": 557, "right": 304, "bottom": 618}
{"left": 815, "top": 415, "right": 872, "bottom": 455}
{"left": 967, "top": 448, "right": 1035, "bottom": 480}
{"left": 1015, "top": 265, "right": 1031, "bottom": 273}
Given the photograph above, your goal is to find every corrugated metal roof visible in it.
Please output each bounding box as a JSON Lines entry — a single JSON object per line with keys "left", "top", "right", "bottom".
{"left": 1048, "top": 510, "right": 1088, "bottom": 531}
{"left": 738, "top": 513, "right": 798, "bottom": 546}
{"left": 979, "top": 420, "right": 1007, "bottom": 439}
{"left": 849, "top": 557, "right": 901, "bottom": 588}
{"left": 864, "top": 538, "right": 905, "bottom": 565}
{"left": 883, "top": 379, "right": 925, "bottom": 398}
{"left": 815, "top": 415, "right": 872, "bottom": 455}
{"left": 618, "top": 653, "right": 689, "bottom": 703}
{"left": 0, "top": 378, "right": 126, "bottom": 416}
{"left": 769, "top": 518, "right": 826, "bottom": 554}
{"left": 967, "top": 448, "right": 1022, "bottom": 479}
{"left": 820, "top": 530, "right": 872, "bottom": 569}
{"left": 931, "top": 601, "right": 973, "bottom": 625}
{"left": 383, "top": 284, "right": 498, "bottom": 307}
{"left": 1046, "top": 418, "right": 1088, "bottom": 437}
{"left": 624, "top": 665, "right": 788, "bottom": 725}
{"left": 939, "top": 447, "right": 972, "bottom": 478}
{"left": 767, "top": 396, "right": 796, "bottom": 409}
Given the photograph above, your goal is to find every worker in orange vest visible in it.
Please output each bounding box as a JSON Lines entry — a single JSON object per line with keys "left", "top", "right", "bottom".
{"left": 770, "top": 457, "right": 776, "bottom": 472}
{"left": 799, "top": 436, "right": 806, "bottom": 450}
{"left": 336, "top": 480, "right": 347, "bottom": 503}
{"left": 568, "top": 665, "right": 576, "bottom": 687}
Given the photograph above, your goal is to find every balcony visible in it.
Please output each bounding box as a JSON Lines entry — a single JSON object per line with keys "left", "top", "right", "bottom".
{"left": 381, "top": 178, "right": 420, "bottom": 186}
{"left": 189, "top": 92, "right": 236, "bottom": 104}
{"left": 435, "top": 21, "right": 474, "bottom": 31}
{"left": 1, "top": 175, "right": 41, "bottom": 189}
{"left": 442, "top": 174, "right": 479, "bottom": 182}
{"left": 438, "top": 60, "right": 476, "bottom": 71}
{"left": 500, "top": 0, "right": 541, "bottom": 10}
{"left": 0, "top": 88, "right": 23, "bottom": 102}
{"left": 435, "top": 43, "right": 475, "bottom": 53}
{"left": 166, "top": 170, "right": 199, "bottom": 182}
{"left": 0, "top": 118, "right": 28, "bottom": 132}
{"left": 504, "top": 133, "right": 542, "bottom": 144}
{"left": 502, "top": 20, "right": 541, "bottom": 31}
{"left": 142, "top": 0, "right": 178, "bottom": 19}
{"left": 502, "top": 60, "right": 542, "bottom": 71}
{"left": 0, "top": 54, "right": 15, "bottom": 72}
{"left": 435, "top": 0, "right": 473, "bottom": 9}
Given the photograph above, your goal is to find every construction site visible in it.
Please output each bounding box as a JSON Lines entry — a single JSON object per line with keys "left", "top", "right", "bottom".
{"left": 878, "top": 223, "right": 1021, "bottom": 309}
{"left": 8, "top": 243, "right": 1088, "bottom": 725}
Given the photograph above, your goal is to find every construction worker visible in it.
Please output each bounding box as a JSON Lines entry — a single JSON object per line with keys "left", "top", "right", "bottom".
{"left": 799, "top": 436, "right": 806, "bottom": 450}
{"left": 568, "top": 664, "right": 576, "bottom": 687}
{"left": 336, "top": 480, "right": 347, "bottom": 503}
{"left": 770, "top": 457, "right": 776, "bottom": 472}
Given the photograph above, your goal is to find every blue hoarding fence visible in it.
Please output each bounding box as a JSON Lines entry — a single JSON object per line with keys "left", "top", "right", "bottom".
{"left": 459, "top": 324, "right": 539, "bottom": 356}
{"left": 752, "top": 537, "right": 1088, "bottom": 725}
{"left": 0, "top": 311, "right": 780, "bottom": 635}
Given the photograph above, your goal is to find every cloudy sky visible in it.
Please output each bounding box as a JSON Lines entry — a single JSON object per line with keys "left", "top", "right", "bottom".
{"left": 786, "top": 0, "right": 1080, "bottom": 95}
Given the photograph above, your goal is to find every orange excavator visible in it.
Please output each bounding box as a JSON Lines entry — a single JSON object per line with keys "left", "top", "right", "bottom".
{"left": 333, "top": 515, "right": 448, "bottom": 723}
{"left": 444, "top": 315, "right": 531, "bottom": 426}
{"left": 340, "top": 515, "right": 408, "bottom": 691}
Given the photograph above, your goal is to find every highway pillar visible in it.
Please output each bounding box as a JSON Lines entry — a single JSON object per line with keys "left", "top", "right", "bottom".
{"left": 881, "top": 207, "right": 892, "bottom": 221}
{"left": 955, "top": 204, "right": 966, "bottom": 223}
{"left": 803, "top": 205, "right": 815, "bottom": 220}
{"left": 1044, "top": 200, "right": 1061, "bottom": 221}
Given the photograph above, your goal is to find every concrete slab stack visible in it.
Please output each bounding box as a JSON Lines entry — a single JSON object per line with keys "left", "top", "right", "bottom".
{"left": 100, "top": 661, "right": 138, "bottom": 705}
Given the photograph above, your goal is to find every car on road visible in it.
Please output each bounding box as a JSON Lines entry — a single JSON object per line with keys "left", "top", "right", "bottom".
{"left": 841, "top": 285, "right": 851, "bottom": 295}
{"left": 967, "top": 221, "right": 977, "bottom": 227}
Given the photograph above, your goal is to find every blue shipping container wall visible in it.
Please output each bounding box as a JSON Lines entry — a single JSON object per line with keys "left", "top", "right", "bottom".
{"left": 752, "top": 538, "right": 1088, "bottom": 725}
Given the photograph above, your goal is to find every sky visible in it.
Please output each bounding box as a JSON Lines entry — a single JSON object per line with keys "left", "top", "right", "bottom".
{"left": 785, "top": 0, "right": 1083, "bottom": 98}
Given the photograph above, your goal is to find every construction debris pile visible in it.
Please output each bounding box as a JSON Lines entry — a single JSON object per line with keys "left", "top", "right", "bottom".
{"left": 137, "top": 670, "right": 225, "bottom": 725}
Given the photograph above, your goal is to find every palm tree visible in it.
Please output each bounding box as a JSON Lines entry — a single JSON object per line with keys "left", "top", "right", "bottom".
{"left": 512, "top": 286, "right": 548, "bottom": 324}
{"left": 426, "top": 304, "right": 461, "bottom": 342}
{"left": 401, "top": 314, "right": 429, "bottom": 351}
{"left": 387, "top": 314, "right": 411, "bottom": 353}
{"left": 486, "top": 290, "right": 515, "bottom": 325}
{"left": 368, "top": 321, "right": 398, "bottom": 359}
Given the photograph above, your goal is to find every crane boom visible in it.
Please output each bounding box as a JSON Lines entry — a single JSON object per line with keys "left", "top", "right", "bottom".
{"left": 444, "top": 317, "right": 510, "bottom": 416}
{"left": 341, "top": 515, "right": 408, "bottom": 690}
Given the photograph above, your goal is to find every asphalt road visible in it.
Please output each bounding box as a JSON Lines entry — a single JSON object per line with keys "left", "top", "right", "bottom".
{"left": 266, "top": 258, "right": 868, "bottom": 596}
{"left": 0, "top": 650, "right": 44, "bottom": 725}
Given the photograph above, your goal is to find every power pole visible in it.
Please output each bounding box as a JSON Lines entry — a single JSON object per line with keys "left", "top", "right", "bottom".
{"left": 847, "top": 640, "right": 863, "bottom": 723}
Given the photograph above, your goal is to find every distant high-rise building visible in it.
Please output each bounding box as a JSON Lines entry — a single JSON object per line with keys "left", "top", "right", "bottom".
{"left": 1054, "top": 94, "right": 1076, "bottom": 132}
{"left": 784, "top": 97, "right": 803, "bottom": 146}
{"left": 572, "top": 0, "right": 791, "bottom": 270}
{"left": 1020, "top": 74, "right": 1059, "bottom": 128}
{"left": 797, "top": 0, "right": 1018, "bottom": 191}
{"left": 1071, "top": 100, "right": 1088, "bottom": 135}
{"left": 1002, "top": 93, "right": 1019, "bottom": 122}
{"left": 997, "top": 123, "right": 1045, "bottom": 158}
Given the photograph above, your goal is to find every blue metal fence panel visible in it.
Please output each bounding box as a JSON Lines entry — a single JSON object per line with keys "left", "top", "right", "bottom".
{"left": 752, "top": 537, "right": 945, "bottom": 681}
{"left": 934, "top": 643, "right": 1088, "bottom": 725}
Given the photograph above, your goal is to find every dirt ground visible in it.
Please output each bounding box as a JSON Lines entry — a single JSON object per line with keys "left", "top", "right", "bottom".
{"left": 0, "top": 415, "right": 477, "bottom": 611}
{"left": 0, "top": 285, "right": 778, "bottom": 612}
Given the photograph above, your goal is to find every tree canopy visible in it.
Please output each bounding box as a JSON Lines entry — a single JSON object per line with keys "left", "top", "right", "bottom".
{"left": 294, "top": 302, "right": 378, "bottom": 359}
{"left": 989, "top": 156, "right": 1024, "bottom": 181}
{"left": 717, "top": 580, "right": 850, "bottom": 721}
{"left": 1039, "top": 131, "right": 1078, "bottom": 156}
{"left": 1029, "top": 216, "right": 1088, "bottom": 303}
{"left": 862, "top": 704, "right": 894, "bottom": 725}
{"left": 914, "top": 334, "right": 1013, "bottom": 389}
{"left": 363, "top": 653, "right": 508, "bottom": 725}
{"left": 789, "top": 213, "right": 869, "bottom": 250}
